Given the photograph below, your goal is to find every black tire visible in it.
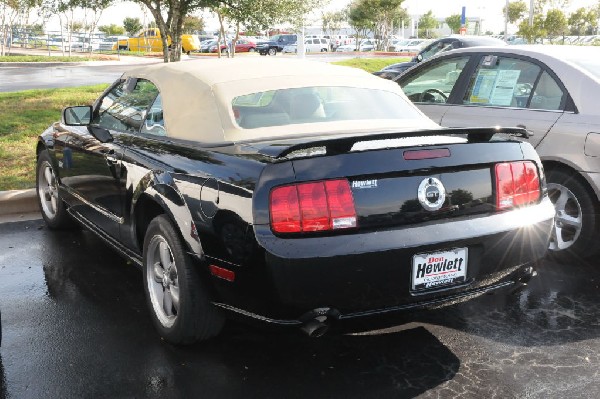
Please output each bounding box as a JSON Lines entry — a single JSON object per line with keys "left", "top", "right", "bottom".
{"left": 143, "top": 215, "right": 224, "bottom": 344}
{"left": 268, "top": 48, "right": 276, "bottom": 56}
{"left": 36, "top": 150, "right": 75, "bottom": 229}
{"left": 248, "top": 48, "right": 255, "bottom": 52}
{"left": 546, "top": 169, "right": 600, "bottom": 261}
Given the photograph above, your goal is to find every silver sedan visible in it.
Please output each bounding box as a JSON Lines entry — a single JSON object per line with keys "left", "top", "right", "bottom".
{"left": 395, "top": 45, "right": 600, "bottom": 261}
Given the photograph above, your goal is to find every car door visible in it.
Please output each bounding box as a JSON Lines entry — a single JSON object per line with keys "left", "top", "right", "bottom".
{"left": 397, "top": 55, "right": 474, "bottom": 124}
{"left": 440, "top": 53, "right": 567, "bottom": 148}
{"left": 58, "top": 78, "right": 159, "bottom": 239}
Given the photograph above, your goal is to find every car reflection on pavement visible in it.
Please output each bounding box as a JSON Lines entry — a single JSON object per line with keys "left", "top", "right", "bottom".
{"left": 0, "top": 220, "right": 599, "bottom": 397}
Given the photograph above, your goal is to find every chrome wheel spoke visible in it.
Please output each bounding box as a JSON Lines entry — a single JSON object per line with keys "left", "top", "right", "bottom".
{"left": 44, "top": 167, "right": 54, "bottom": 187}
{"left": 50, "top": 196, "right": 57, "bottom": 213}
{"left": 163, "top": 288, "right": 174, "bottom": 316}
{"left": 170, "top": 283, "right": 180, "bottom": 312}
{"left": 553, "top": 187, "right": 569, "bottom": 210}
{"left": 551, "top": 224, "right": 569, "bottom": 250}
{"left": 153, "top": 262, "right": 164, "bottom": 283}
{"left": 159, "top": 242, "right": 172, "bottom": 270}
{"left": 556, "top": 212, "right": 581, "bottom": 229}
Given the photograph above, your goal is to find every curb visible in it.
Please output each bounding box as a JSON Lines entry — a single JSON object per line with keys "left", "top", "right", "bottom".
{"left": 0, "top": 188, "right": 39, "bottom": 216}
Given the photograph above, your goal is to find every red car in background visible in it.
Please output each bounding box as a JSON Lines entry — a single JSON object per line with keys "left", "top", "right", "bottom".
{"left": 210, "top": 38, "right": 257, "bottom": 53}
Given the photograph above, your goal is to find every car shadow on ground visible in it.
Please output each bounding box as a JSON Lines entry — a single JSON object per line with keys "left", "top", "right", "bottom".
{"left": 31, "top": 227, "right": 461, "bottom": 397}
{"left": 0, "top": 357, "right": 6, "bottom": 398}
{"left": 405, "top": 257, "right": 600, "bottom": 348}
{"left": 5, "top": 221, "right": 598, "bottom": 397}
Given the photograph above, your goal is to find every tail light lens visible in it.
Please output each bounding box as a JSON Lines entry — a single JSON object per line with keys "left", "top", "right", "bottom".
{"left": 495, "top": 161, "right": 540, "bottom": 210}
{"left": 270, "top": 179, "right": 357, "bottom": 234}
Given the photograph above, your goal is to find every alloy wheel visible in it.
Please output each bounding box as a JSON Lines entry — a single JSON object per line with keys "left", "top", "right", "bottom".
{"left": 147, "top": 235, "right": 180, "bottom": 328}
{"left": 547, "top": 182, "right": 582, "bottom": 251}
{"left": 38, "top": 161, "right": 59, "bottom": 219}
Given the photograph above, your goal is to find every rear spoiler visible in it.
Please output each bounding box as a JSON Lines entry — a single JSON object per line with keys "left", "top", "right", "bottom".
{"left": 267, "top": 127, "right": 530, "bottom": 159}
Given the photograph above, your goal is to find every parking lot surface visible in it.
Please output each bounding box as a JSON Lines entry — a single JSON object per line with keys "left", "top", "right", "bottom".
{"left": 0, "top": 219, "right": 599, "bottom": 398}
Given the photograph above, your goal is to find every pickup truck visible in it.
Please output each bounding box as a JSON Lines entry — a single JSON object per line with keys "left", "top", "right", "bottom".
{"left": 117, "top": 28, "right": 200, "bottom": 54}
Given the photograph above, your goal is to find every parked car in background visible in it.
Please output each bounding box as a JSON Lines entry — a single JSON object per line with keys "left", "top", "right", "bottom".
{"left": 36, "top": 58, "right": 553, "bottom": 344}
{"left": 395, "top": 38, "right": 429, "bottom": 53}
{"left": 375, "top": 35, "right": 507, "bottom": 80}
{"left": 99, "top": 36, "right": 128, "bottom": 51}
{"left": 70, "top": 36, "right": 102, "bottom": 51}
{"left": 256, "top": 40, "right": 278, "bottom": 56}
{"left": 117, "top": 28, "right": 200, "bottom": 54}
{"left": 209, "top": 39, "right": 257, "bottom": 53}
{"left": 395, "top": 45, "right": 600, "bottom": 260}
{"left": 270, "top": 34, "right": 297, "bottom": 52}
{"left": 335, "top": 39, "right": 376, "bottom": 52}
{"left": 282, "top": 37, "right": 329, "bottom": 53}
{"left": 331, "top": 34, "right": 352, "bottom": 50}
{"left": 200, "top": 39, "right": 218, "bottom": 53}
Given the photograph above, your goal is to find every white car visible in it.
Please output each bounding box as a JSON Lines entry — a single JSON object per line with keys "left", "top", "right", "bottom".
{"left": 396, "top": 39, "right": 429, "bottom": 53}
{"left": 283, "top": 38, "right": 329, "bottom": 53}
{"left": 335, "top": 39, "right": 375, "bottom": 52}
{"left": 99, "top": 36, "right": 128, "bottom": 51}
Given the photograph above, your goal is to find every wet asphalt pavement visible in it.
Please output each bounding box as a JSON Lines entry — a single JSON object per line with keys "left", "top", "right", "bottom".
{"left": 0, "top": 219, "right": 599, "bottom": 398}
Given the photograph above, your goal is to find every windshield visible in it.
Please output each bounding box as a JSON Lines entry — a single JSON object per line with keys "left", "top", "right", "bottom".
{"left": 232, "top": 86, "right": 424, "bottom": 129}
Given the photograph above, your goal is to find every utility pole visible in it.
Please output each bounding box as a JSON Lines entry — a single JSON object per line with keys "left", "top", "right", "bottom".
{"left": 529, "top": 0, "right": 534, "bottom": 26}
{"left": 504, "top": 0, "right": 509, "bottom": 41}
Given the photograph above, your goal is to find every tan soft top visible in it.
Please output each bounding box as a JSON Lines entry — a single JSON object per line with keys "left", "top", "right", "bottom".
{"left": 122, "top": 58, "right": 435, "bottom": 142}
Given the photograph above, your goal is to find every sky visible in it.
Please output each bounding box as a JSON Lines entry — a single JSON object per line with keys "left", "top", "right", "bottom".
{"left": 44, "top": 0, "right": 600, "bottom": 35}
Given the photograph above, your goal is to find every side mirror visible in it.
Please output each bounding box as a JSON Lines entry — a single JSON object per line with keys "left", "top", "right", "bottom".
{"left": 416, "top": 54, "right": 423, "bottom": 62}
{"left": 62, "top": 105, "right": 92, "bottom": 126}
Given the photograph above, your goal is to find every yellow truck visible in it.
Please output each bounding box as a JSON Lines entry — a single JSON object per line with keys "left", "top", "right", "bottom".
{"left": 117, "top": 28, "right": 200, "bottom": 53}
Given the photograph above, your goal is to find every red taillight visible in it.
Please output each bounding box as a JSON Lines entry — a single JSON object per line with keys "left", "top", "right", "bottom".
{"left": 495, "top": 161, "right": 540, "bottom": 210}
{"left": 270, "top": 179, "right": 357, "bottom": 234}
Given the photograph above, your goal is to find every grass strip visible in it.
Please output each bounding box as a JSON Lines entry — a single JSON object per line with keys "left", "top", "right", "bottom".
{"left": 0, "top": 84, "right": 108, "bottom": 190}
{"left": 332, "top": 57, "right": 411, "bottom": 73}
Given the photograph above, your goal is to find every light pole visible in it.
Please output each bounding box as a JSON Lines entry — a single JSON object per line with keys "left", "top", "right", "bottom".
{"left": 504, "top": 0, "right": 509, "bottom": 42}
{"left": 529, "top": 0, "right": 534, "bottom": 26}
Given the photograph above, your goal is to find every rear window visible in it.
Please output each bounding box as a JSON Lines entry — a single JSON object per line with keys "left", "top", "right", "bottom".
{"left": 232, "top": 86, "right": 423, "bottom": 129}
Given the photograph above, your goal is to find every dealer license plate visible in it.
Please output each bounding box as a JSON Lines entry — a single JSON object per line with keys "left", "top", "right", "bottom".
{"left": 411, "top": 248, "right": 468, "bottom": 292}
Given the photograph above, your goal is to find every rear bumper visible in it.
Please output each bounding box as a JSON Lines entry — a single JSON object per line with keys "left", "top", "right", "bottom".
{"left": 220, "top": 198, "right": 555, "bottom": 323}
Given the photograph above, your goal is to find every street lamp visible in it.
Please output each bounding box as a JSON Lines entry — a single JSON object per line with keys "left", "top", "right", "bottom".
{"left": 504, "top": 0, "right": 509, "bottom": 42}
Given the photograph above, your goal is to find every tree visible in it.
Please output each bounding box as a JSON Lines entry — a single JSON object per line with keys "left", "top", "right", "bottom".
{"left": 418, "top": 10, "right": 438, "bottom": 39}
{"left": 518, "top": 13, "right": 546, "bottom": 43}
{"left": 123, "top": 17, "right": 142, "bottom": 36}
{"left": 503, "top": 0, "right": 528, "bottom": 24}
{"left": 362, "top": 0, "right": 407, "bottom": 50}
{"left": 445, "top": 14, "right": 461, "bottom": 34}
{"left": 213, "top": 0, "right": 322, "bottom": 58}
{"left": 183, "top": 15, "right": 204, "bottom": 33}
{"left": 2, "top": 0, "right": 42, "bottom": 55}
{"left": 568, "top": 7, "right": 597, "bottom": 36}
{"left": 544, "top": 8, "right": 567, "bottom": 40}
{"left": 322, "top": 10, "right": 346, "bottom": 39}
{"left": 348, "top": 0, "right": 373, "bottom": 47}
{"left": 129, "top": 0, "right": 240, "bottom": 62}
{"left": 99, "top": 23, "right": 125, "bottom": 35}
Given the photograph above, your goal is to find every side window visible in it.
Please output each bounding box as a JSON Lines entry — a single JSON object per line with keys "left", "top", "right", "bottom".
{"left": 92, "top": 79, "right": 159, "bottom": 133}
{"left": 530, "top": 71, "right": 565, "bottom": 110}
{"left": 400, "top": 56, "right": 471, "bottom": 104}
{"left": 140, "top": 94, "right": 166, "bottom": 136}
{"left": 463, "top": 56, "right": 542, "bottom": 108}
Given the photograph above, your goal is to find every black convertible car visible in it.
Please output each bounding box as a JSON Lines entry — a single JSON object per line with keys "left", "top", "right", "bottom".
{"left": 36, "top": 59, "right": 554, "bottom": 344}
